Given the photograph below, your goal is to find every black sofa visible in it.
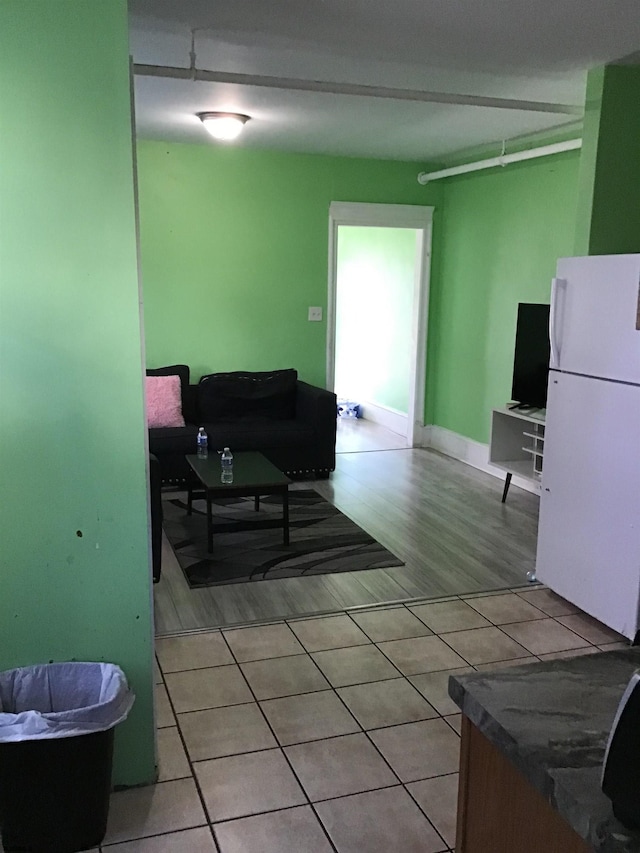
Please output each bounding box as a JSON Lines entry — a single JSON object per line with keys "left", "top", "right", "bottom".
{"left": 149, "top": 453, "right": 163, "bottom": 582}
{"left": 147, "top": 366, "right": 337, "bottom": 484}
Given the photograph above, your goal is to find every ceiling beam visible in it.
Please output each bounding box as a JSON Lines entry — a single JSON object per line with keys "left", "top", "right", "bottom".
{"left": 133, "top": 63, "right": 584, "bottom": 116}
{"left": 418, "top": 138, "right": 582, "bottom": 183}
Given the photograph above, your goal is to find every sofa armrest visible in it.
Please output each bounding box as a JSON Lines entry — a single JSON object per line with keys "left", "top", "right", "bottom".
{"left": 296, "top": 380, "right": 336, "bottom": 424}
{"left": 295, "top": 381, "right": 337, "bottom": 475}
{"left": 182, "top": 384, "right": 199, "bottom": 425}
{"left": 149, "top": 453, "right": 163, "bottom": 582}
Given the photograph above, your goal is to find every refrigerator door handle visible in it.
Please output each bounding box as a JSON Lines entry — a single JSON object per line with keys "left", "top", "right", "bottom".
{"left": 549, "top": 277, "right": 565, "bottom": 368}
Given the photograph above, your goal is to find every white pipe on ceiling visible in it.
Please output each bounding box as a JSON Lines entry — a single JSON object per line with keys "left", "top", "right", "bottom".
{"left": 417, "top": 138, "right": 582, "bottom": 184}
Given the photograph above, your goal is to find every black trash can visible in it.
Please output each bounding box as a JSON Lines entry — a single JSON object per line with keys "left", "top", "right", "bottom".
{"left": 0, "top": 662, "right": 134, "bottom": 853}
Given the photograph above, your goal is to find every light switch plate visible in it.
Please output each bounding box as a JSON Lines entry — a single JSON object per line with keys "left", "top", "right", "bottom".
{"left": 308, "top": 306, "right": 323, "bottom": 322}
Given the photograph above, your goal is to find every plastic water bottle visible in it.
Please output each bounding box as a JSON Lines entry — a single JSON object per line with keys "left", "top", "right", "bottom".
{"left": 221, "top": 446, "right": 234, "bottom": 483}
{"left": 196, "top": 427, "right": 208, "bottom": 459}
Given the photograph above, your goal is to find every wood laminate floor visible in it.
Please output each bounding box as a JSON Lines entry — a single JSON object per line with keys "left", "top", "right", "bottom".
{"left": 154, "top": 445, "right": 538, "bottom": 636}
{"left": 335, "top": 417, "right": 408, "bottom": 453}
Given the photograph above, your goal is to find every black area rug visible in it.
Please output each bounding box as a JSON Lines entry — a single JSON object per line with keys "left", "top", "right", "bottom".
{"left": 162, "top": 489, "right": 404, "bottom": 588}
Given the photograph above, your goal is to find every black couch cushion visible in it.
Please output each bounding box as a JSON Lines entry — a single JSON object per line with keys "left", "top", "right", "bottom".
{"left": 148, "top": 424, "right": 199, "bottom": 456}
{"left": 198, "top": 369, "right": 298, "bottom": 421}
{"left": 181, "top": 385, "right": 199, "bottom": 425}
{"left": 204, "top": 419, "right": 314, "bottom": 451}
{"left": 149, "top": 453, "right": 162, "bottom": 582}
{"left": 146, "top": 363, "right": 190, "bottom": 389}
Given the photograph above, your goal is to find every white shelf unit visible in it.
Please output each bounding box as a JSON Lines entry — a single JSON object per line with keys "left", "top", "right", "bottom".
{"left": 489, "top": 407, "right": 546, "bottom": 499}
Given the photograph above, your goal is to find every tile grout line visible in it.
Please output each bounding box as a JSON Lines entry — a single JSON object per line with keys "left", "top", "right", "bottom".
{"left": 402, "top": 784, "right": 453, "bottom": 853}
{"left": 331, "top": 612, "right": 457, "bottom": 849}
{"left": 162, "top": 609, "right": 601, "bottom": 705}
{"left": 434, "top": 624, "right": 529, "bottom": 667}
{"left": 161, "top": 616, "right": 603, "bottom": 710}
{"left": 153, "top": 598, "right": 613, "bottom": 850}
{"left": 288, "top": 643, "right": 450, "bottom": 850}
{"left": 382, "top": 598, "right": 519, "bottom": 668}
{"left": 329, "top": 602, "right": 597, "bottom": 674}
{"left": 155, "top": 655, "right": 222, "bottom": 853}
{"left": 402, "top": 598, "right": 599, "bottom": 663}
{"left": 342, "top": 607, "right": 435, "bottom": 645}
{"left": 315, "top": 616, "right": 456, "bottom": 851}
{"left": 162, "top": 674, "right": 301, "bottom": 845}
{"left": 101, "top": 824, "right": 216, "bottom": 850}
{"left": 230, "top": 622, "right": 451, "bottom": 850}
{"left": 215, "top": 627, "right": 455, "bottom": 790}
{"left": 490, "top": 615, "right": 600, "bottom": 658}
{"left": 356, "top": 713, "right": 451, "bottom": 850}
{"left": 215, "top": 627, "right": 342, "bottom": 853}
{"left": 163, "top": 673, "right": 458, "bottom": 719}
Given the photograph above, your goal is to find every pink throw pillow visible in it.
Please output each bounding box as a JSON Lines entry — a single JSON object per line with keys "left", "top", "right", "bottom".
{"left": 146, "top": 374, "right": 185, "bottom": 428}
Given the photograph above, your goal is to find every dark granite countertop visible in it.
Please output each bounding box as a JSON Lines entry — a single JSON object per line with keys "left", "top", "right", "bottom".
{"left": 449, "top": 649, "right": 640, "bottom": 853}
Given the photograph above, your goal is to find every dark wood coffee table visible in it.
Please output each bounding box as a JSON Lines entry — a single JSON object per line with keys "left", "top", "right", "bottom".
{"left": 185, "top": 451, "right": 291, "bottom": 553}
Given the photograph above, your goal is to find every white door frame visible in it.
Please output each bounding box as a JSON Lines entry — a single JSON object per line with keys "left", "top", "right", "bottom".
{"left": 327, "top": 201, "right": 434, "bottom": 447}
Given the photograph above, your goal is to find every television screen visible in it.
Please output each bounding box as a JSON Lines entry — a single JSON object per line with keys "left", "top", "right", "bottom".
{"left": 511, "top": 303, "right": 550, "bottom": 409}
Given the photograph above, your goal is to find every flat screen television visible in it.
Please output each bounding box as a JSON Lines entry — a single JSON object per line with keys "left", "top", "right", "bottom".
{"left": 511, "top": 303, "right": 550, "bottom": 409}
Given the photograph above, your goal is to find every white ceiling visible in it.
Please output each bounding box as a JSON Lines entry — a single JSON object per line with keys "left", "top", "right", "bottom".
{"left": 129, "top": 0, "right": 640, "bottom": 163}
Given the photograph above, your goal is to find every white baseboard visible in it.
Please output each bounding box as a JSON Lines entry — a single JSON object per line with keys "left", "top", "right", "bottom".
{"left": 423, "top": 424, "right": 540, "bottom": 497}
{"left": 359, "top": 400, "right": 407, "bottom": 437}
{"left": 415, "top": 424, "right": 432, "bottom": 448}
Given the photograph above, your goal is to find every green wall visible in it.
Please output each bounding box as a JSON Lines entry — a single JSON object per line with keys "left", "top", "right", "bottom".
{"left": 574, "top": 64, "right": 640, "bottom": 255}
{"left": 137, "top": 142, "right": 441, "bottom": 387}
{"left": 138, "top": 138, "right": 581, "bottom": 449}
{"left": 336, "top": 226, "right": 418, "bottom": 412}
{"left": 0, "top": 1, "right": 155, "bottom": 786}
{"left": 430, "top": 150, "right": 581, "bottom": 442}
{"left": 573, "top": 67, "right": 604, "bottom": 256}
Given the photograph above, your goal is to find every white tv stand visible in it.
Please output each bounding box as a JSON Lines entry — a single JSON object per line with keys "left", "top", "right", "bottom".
{"left": 489, "top": 406, "right": 546, "bottom": 502}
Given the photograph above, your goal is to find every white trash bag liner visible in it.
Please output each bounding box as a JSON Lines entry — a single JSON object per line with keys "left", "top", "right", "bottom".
{"left": 0, "top": 662, "right": 135, "bottom": 742}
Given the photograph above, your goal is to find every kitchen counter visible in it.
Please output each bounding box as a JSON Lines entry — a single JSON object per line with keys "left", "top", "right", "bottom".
{"left": 450, "top": 649, "right": 640, "bottom": 853}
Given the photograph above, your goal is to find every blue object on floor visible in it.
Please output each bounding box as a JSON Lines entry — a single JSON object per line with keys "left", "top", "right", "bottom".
{"left": 337, "top": 400, "right": 361, "bottom": 418}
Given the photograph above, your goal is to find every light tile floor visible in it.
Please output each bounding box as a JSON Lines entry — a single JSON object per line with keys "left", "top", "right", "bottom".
{"left": 96, "top": 587, "right": 626, "bottom": 852}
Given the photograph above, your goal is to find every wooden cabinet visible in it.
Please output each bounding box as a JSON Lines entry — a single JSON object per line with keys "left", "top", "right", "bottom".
{"left": 456, "top": 716, "right": 592, "bottom": 853}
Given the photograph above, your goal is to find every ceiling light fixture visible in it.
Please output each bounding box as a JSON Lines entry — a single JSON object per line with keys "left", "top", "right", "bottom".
{"left": 197, "top": 112, "right": 250, "bottom": 141}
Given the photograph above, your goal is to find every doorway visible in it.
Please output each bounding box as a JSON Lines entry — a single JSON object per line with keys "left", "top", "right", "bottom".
{"left": 327, "top": 202, "right": 434, "bottom": 449}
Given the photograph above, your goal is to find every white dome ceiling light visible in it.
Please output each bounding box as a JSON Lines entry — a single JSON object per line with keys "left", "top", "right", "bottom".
{"left": 197, "top": 112, "right": 251, "bottom": 141}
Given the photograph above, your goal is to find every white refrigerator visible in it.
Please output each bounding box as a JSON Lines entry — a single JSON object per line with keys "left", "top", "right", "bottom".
{"left": 535, "top": 253, "right": 640, "bottom": 640}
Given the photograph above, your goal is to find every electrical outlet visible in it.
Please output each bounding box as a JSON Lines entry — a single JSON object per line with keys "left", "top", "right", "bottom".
{"left": 308, "top": 306, "right": 323, "bottom": 322}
